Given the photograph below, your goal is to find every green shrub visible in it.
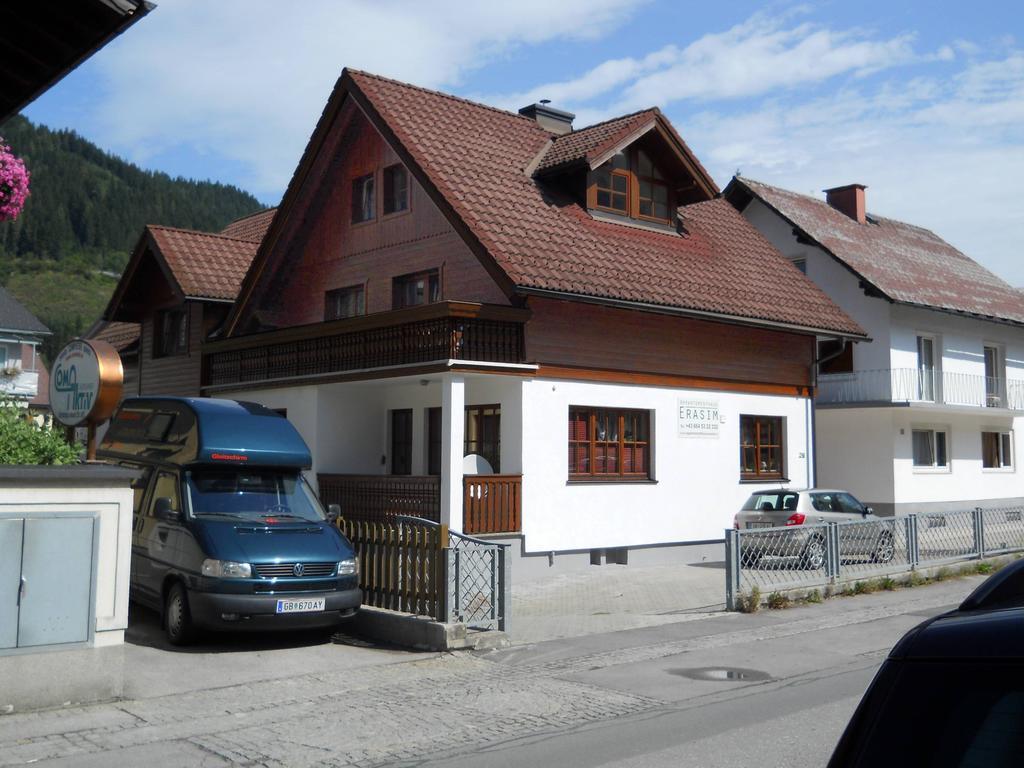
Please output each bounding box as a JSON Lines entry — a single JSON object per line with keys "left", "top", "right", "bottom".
{"left": 766, "top": 591, "right": 790, "bottom": 610}
{"left": 878, "top": 577, "right": 897, "bottom": 591}
{"left": 804, "top": 589, "right": 823, "bottom": 604}
{"left": 975, "top": 562, "right": 994, "bottom": 574}
{"left": 0, "top": 401, "right": 80, "bottom": 465}
{"left": 934, "top": 567, "right": 952, "bottom": 582}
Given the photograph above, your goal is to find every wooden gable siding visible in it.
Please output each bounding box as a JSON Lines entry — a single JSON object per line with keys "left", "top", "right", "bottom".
{"left": 252, "top": 100, "right": 508, "bottom": 329}
{"left": 525, "top": 298, "right": 814, "bottom": 388}
{"left": 138, "top": 300, "right": 205, "bottom": 396}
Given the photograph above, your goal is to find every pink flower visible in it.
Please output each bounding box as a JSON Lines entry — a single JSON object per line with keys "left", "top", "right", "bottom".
{"left": 0, "top": 140, "right": 30, "bottom": 222}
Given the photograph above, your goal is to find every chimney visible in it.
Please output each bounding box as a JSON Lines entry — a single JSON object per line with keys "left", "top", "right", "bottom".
{"left": 824, "top": 183, "right": 867, "bottom": 224}
{"left": 518, "top": 100, "right": 575, "bottom": 135}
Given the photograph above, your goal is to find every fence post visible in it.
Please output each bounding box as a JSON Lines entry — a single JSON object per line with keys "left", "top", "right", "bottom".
{"left": 499, "top": 543, "right": 511, "bottom": 634}
{"left": 724, "top": 528, "right": 739, "bottom": 611}
{"left": 973, "top": 507, "right": 985, "bottom": 559}
{"left": 906, "top": 514, "right": 919, "bottom": 568}
{"left": 826, "top": 522, "right": 841, "bottom": 580}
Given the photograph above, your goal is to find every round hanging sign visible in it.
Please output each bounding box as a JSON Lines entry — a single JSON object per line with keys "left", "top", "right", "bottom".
{"left": 49, "top": 338, "right": 124, "bottom": 427}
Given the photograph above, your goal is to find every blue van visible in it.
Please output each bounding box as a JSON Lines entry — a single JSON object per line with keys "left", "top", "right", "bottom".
{"left": 99, "top": 397, "right": 360, "bottom": 645}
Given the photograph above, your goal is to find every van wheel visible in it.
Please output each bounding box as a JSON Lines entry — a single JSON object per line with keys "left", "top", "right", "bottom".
{"left": 800, "top": 537, "right": 826, "bottom": 570}
{"left": 872, "top": 532, "right": 895, "bottom": 564}
{"left": 164, "top": 583, "right": 196, "bottom": 646}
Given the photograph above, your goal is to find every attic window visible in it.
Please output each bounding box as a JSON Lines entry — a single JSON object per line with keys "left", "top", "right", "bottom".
{"left": 588, "top": 146, "right": 674, "bottom": 224}
{"left": 352, "top": 173, "right": 375, "bottom": 223}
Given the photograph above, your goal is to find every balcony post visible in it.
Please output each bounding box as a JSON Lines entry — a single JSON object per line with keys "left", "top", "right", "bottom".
{"left": 440, "top": 373, "right": 465, "bottom": 533}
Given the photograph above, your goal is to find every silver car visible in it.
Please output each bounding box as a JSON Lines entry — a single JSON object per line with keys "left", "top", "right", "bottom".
{"left": 734, "top": 488, "right": 895, "bottom": 569}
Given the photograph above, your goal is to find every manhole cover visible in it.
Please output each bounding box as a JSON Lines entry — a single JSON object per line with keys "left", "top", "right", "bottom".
{"left": 669, "top": 667, "right": 772, "bottom": 682}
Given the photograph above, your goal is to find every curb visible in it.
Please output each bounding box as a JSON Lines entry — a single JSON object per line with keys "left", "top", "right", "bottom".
{"left": 351, "top": 606, "right": 510, "bottom": 651}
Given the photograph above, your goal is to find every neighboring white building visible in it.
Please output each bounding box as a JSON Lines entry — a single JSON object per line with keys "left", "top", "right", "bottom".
{"left": 727, "top": 177, "right": 1024, "bottom": 516}
{"left": 0, "top": 285, "right": 49, "bottom": 405}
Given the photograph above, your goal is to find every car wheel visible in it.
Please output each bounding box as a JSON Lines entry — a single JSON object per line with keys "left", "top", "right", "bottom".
{"left": 800, "top": 537, "right": 826, "bottom": 570}
{"left": 164, "top": 583, "right": 196, "bottom": 646}
{"left": 872, "top": 531, "right": 896, "bottom": 564}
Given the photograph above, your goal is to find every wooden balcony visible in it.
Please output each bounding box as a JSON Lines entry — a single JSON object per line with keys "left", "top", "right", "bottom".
{"left": 204, "top": 301, "right": 529, "bottom": 389}
{"left": 463, "top": 475, "right": 522, "bottom": 535}
{"left": 318, "top": 474, "right": 440, "bottom": 523}
{"left": 317, "top": 472, "right": 523, "bottom": 536}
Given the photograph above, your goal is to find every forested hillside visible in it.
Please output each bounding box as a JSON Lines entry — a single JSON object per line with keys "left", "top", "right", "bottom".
{"left": 0, "top": 115, "right": 264, "bottom": 359}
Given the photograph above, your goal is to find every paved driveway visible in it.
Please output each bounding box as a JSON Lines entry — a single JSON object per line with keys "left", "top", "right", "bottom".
{"left": 511, "top": 561, "right": 727, "bottom": 644}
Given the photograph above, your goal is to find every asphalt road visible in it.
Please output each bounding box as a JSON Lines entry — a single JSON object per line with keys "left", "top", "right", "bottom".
{"left": 0, "top": 577, "right": 984, "bottom": 767}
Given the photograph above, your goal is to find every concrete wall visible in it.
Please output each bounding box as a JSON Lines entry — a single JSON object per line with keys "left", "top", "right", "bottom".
{"left": 0, "top": 466, "right": 135, "bottom": 712}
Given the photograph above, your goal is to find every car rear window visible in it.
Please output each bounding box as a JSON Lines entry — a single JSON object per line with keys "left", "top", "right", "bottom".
{"left": 850, "top": 661, "right": 1024, "bottom": 767}
{"left": 742, "top": 492, "right": 799, "bottom": 512}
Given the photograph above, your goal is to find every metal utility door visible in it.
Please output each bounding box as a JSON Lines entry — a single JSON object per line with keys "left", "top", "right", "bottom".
{"left": 17, "top": 517, "right": 94, "bottom": 647}
{"left": 0, "top": 519, "right": 23, "bottom": 649}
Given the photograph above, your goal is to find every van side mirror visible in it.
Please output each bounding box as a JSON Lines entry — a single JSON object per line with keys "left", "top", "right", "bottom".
{"left": 327, "top": 504, "right": 341, "bottom": 524}
{"left": 154, "top": 497, "right": 181, "bottom": 521}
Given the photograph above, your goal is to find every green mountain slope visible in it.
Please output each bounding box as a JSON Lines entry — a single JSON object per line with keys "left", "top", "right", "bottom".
{"left": 0, "top": 115, "right": 265, "bottom": 360}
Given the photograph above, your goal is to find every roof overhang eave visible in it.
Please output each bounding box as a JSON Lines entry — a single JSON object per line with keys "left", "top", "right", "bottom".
{"left": 515, "top": 286, "right": 870, "bottom": 342}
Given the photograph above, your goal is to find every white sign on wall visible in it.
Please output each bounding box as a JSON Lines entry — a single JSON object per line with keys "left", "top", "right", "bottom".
{"left": 678, "top": 398, "right": 721, "bottom": 438}
{"left": 50, "top": 340, "right": 101, "bottom": 426}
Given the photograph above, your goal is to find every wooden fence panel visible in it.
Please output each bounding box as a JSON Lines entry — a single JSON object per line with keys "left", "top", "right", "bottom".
{"left": 463, "top": 475, "right": 522, "bottom": 535}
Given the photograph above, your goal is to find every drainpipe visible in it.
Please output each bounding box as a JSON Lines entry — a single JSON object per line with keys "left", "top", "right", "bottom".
{"left": 810, "top": 338, "right": 852, "bottom": 489}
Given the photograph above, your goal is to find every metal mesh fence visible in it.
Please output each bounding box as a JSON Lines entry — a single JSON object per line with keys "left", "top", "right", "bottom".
{"left": 726, "top": 506, "right": 1024, "bottom": 609}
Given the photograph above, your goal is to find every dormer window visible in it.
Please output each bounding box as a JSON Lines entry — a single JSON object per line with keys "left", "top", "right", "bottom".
{"left": 588, "top": 146, "right": 674, "bottom": 225}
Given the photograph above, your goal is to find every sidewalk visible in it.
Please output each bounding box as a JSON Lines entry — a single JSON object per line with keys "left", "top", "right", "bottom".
{"left": 511, "top": 561, "right": 727, "bottom": 644}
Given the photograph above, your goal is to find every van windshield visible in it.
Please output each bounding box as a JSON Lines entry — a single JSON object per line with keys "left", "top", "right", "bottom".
{"left": 184, "top": 470, "right": 325, "bottom": 522}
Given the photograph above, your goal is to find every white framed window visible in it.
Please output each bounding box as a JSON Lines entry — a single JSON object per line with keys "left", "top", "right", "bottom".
{"left": 912, "top": 427, "right": 950, "bottom": 471}
{"left": 982, "top": 430, "right": 1013, "bottom": 470}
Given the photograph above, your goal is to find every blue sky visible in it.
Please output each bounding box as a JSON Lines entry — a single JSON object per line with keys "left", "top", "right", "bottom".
{"left": 19, "top": 0, "right": 1024, "bottom": 284}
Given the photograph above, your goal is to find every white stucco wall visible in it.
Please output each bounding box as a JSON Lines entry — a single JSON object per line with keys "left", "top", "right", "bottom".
{"left": 519, "top": 377, "right": 813, "bottom": 552}
{"left": 815, "top": 408, "right": 896, "bottom": 507}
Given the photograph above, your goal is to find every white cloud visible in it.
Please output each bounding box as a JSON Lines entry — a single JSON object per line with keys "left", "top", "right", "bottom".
{"left": 83, "top": 0, "right": 646, "bottom": 197}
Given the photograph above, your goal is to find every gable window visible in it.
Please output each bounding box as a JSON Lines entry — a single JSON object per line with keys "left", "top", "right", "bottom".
{"left": 155, "top": 307, "right": 188, "bottom": 357}
{"left": 593, "top": 151, "right": 629, "bottom": 214}
{"left": 982, "top": 431, "right": 1013, "bottom": 469}
{"left": 589, "top": 146, "right": 674, "bottom": 224}
{"left": 912, "top": 428, "right": 949, "bottom": 469}
{"left": 351, "top": 172, "right": 375, "bottom": 223}
{"left": 383, "top": 164, "right": 409, "bottom": 215}
{"left": 740, "top": 415, "right": 784, "bottom": 480}
{"left": 568, "top": 407, "right": 650, "bottom": 480}
{"left": 324, "top": 285, "right": 365, "bottom": 320}
{"left": 393, "top": 269, "right": 440, "bottom": 309}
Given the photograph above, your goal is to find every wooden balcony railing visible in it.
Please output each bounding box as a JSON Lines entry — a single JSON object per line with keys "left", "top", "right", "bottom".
{"left": 318, "top": 474, "right": 441, "bottom": 523}
{"left": 204, "top": 301, "right": 528, "bottom": 388}
{"left": 463, "top": 474, "right": 522, "bottom": 535}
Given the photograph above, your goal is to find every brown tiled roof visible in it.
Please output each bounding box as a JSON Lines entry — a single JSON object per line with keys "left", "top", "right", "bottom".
{"left": 89, "top": 320, "right": 139, "bottom": 353}
{"left": 535, "top": 109, "right": 657, "bottom": 173}
{"left": 219, "top": 208, "right": 277, "bottom": 242}
{"left": 149, "top": 226, "right": 259, "bottom": 301}
{"left": 346, "top": 70, "right": 863, "bottom": 336}
{"left": 735, "top": 177, "right": 1024, "bottom": 326}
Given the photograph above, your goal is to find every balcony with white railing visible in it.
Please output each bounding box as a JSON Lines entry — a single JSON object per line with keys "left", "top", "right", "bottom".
{"left": 817, "top": 368, "right": 1024, "bottom": 411}
{"left": 0, "top": 367, "right": 39, "bottom": 399}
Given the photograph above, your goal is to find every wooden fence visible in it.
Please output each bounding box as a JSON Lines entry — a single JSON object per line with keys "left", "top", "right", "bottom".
{"left": 339, "top": 517, "right": 447, "bottom": 618}
{"left": 463, "top": 474, "right": 522, "bottom": 535}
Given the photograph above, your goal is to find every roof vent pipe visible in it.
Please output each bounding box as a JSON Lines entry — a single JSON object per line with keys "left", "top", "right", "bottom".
{"left": 518, "top": 102, "right": 575, "bottom": 135}
{"left": 824, "top": 183, "right": 867, "bottom": 224}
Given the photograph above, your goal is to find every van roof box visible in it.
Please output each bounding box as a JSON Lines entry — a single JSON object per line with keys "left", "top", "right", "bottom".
{"left": 100, "top": 397, "right": 312, "bottom": 469}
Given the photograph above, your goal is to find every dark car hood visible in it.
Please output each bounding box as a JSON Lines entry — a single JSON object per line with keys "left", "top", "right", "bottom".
{"left": 192, "top": 518, "right": 353, "bottom": 563}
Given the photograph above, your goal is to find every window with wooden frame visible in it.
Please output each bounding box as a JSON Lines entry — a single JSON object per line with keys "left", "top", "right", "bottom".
{"left": 392, "top": 269, "right": 440, "bottom": 309}
{"left": 568, "top": 407, "right": 650, "bottom": 480}
{"left": 324, "top": 284, "right": 365, "bottom": 320}
{"left": 740, "top": 415, "right": 784, "bottom": 480}
{"left": 383, "top": 164, "right": 409, "bottom": 215}
{"left": 588, "top": 145, "right": 674, "bottom": 224}
{"left": 154, "top": 307, "right": 188, "bottom": 357}
{"left": 982, "top": 431, "right": 1012, "bottom": 470}
{"left": 351, "top": 172, "right": 375, "bottom": 223}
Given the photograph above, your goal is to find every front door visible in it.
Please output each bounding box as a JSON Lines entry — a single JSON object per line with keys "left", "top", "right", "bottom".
{"left": 391, "top": 409, "right": 413, "bottom": 475}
